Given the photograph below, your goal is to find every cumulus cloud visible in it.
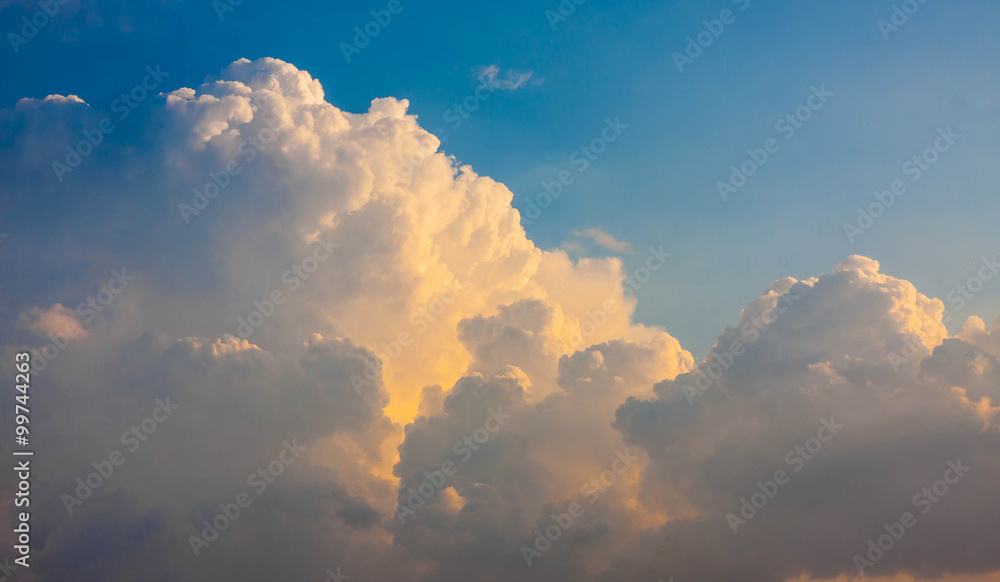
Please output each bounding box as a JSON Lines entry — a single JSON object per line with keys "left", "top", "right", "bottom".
{"left": 958, "top": 315, "right": 1000, "bottom": 357}
{"left": 14, "top": 94, "right": 86, "bottom": 111}
{"left": 25, "top": 332, "right": 395, "bottom": 581}
{"left": 16, "top": 303, "right": 91, "bottom": 341}
{"left": 0, "top": 59, "right": 997, "bottom": 582}
{"left": 612, "top": 257, "right": 1000, "bottom": 582}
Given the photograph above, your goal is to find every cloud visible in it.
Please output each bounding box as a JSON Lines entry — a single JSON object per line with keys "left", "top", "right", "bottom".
{"left": 0, "top": 59, "right": 997, "bottom": 582}
{"left": 568, "top": 228, "right": 634, "bottom": 253}
{"left": 16, "top": 303, "right": 91, "bottom": 341}
{"left": 958, "top": 315, "right": 1000, "bottom": 357}
{"left": 473, "top": 64, "right": 540, "bottom": 91}
{"left": 14, "top": 94, "right": 86, "bottom": 111}
{"left": 611, "top": 257, "right": 1000, "bottom": 582}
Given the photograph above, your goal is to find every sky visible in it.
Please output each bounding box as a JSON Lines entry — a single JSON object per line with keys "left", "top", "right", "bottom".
{"left": 0, "top": 1, "right": 999, "bottom": 581}
{"left": 2, "top": 0, "right": 998, "bottom": 355}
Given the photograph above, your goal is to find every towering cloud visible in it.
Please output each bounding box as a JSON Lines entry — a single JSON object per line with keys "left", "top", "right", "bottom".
{"left": 612, "top": 257, "right": 1000, "bottom": 582}
{"left": 0, "top": 59, "right": 996, "bottom": 582}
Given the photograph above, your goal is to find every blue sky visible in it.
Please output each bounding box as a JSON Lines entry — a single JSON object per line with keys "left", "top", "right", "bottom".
{"left": 3, "top": 0, "right": 998, "bottom": 356}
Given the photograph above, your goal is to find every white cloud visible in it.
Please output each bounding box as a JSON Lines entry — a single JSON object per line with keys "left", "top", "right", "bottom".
{"left": 568, "top": 227, "right": 634, "bottom": 253}
{"left": 958, "top": 315, "right": 1000, "bottom": 357}
{"left": 14, "top": 94, "right": 86, "bottom": 111}
{"left": 473, "top": 64, "right": 540, "bottom": 91}
{"left": 0, "top": 59, "right": 997, "bottom": 582}
{"left": 612, "top": 257, "right": 1000, "bottom": 582}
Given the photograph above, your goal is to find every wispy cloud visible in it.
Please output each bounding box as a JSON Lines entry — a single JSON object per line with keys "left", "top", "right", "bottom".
{"left": 567, "top": 227, "right": 633, "bottom": 253}
{"left": 473, "top": 65, "right": 540, "bottom": 91}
